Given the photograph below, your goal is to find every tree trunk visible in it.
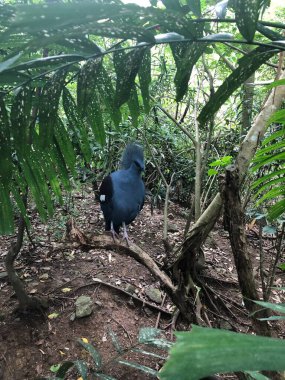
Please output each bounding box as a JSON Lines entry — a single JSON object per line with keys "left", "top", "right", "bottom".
{"left": 174, "top": 69, "right": 285, "bottom": 271}
{"left": 221, "top": 165, "right": 271, "bottom": 336}
{"left": 5, "top": 196, "right": 47, "bottom": 311}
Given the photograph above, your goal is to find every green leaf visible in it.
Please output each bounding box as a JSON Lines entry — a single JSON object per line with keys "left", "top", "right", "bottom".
{"left": 97, "top": 67, "right": 121, "bottom": 127}
{"left": 74, "top": 360, "right": 88, "bottom": 380}
{"left": 39, "top": 69, "right": 67, "bottom": 148}
{"left": 113, "top": 45, "right": 147, "bottom": 108}
{"left": 138, "top": 327, "right": 162, "bottom": 343}
{"left": 93, "top": 374, "right": 117, "bottom": 380}
{"left": 77, "top": 57, "right": 103, "bottom": 117}
{"left": 11, "top": 185, "right": 31, "bottom": 230}
{"left": 117, "top": 359, "right": 158, "bottom": 376}
{"left": 128, "top": 87, "right": 140, "bottom": 128}
{"left": 138, "top": 328, "right": 172, "bottom": 350}
{"left": 159, "top": 325, "right": 285, "bottom": 380}
{"left": 108, "top": 328, "right": 123, "bottom": 354}
{"left": 171, "top": 22, "right": 205, "bottom": 102}
{"left": 86, "top": 95, "right": 106, "bottom": 146}
{"left": 0, "top": 52, "right": 22, "bottom": 73}
{"left": 54, "top": 118, "right": 76, "bottom": 174}
{"left": 0, "top": 183, "right": 14, "bottom": 234}
{"left": 77, "top": 339, "right": 102, "bottom": 369}
{"left": 62, "top": 87, "right": 92, "bottom": 161}
{"left": 198, "top": 46, "right": 276, "bottom": 126}
{"left": 0, "top": 97, "right": 12, "bottom": 182}
{"left": 232, "top": 0, "right": 263, "bottom": 41}
{"left": 10, "top": 86, "right": 32, "bottom": 157}
{"left": 208, "top": 168, "right": 218, "bottom": 176}
{"left": 268, "top": 199, "right": 285, "bottom": 220}
{"left": 138, "top": 48, "right": 151, "bottom": 113}
{"left": 55, "top": 361, "right": 75, "bottom": 378}
{"left": 253, "top": 300, "right": 285, "bottom": 315}
{"left": 266, "top": 78, "right": 285, "bottom": 90}
{"left": 131, "top": 348, "right": 167, "bottom": 360}
{"left": 245, "top": 371, "right": 270, "bottom": 380}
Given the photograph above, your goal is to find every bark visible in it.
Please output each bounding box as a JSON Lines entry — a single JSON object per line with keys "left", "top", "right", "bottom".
{"left": 241, "top": 72, "right": 255, "bottom": 137}
{"left": 221, "top": 165, "right": 271, "bottom": 336}
{"left": 174, "top": 68, "right": 285, "bottom": 270}
{"left": 5, "top": 211, "right": 47, "bottom": 311}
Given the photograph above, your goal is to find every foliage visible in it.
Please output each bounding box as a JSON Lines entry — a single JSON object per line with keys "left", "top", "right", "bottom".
{"left": 251, "top": 109, "right": 285, "bottom": 220}
{"left": 38, "top": 321, "right": 285, "bottom": 380}
{"left": 39, "top": 327, "right": 169, "bottom": 380}
{"left": 159, "top": 325, "right": 285, "bottom": 380}
{"left": 1, "top": 0, "right": 285, "bottom": 234}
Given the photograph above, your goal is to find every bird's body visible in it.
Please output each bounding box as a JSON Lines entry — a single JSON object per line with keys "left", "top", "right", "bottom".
{"left": 99, "top": 143, "right": 145, "bottom": 242}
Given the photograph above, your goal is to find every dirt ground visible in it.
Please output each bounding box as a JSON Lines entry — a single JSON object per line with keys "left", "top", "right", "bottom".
{"left": 0, "top": 185, "right": 284, "bottom": 380}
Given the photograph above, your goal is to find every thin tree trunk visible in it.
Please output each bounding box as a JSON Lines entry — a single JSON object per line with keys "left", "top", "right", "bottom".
{"left": 221, "top": 165, "right": 271, "bottom": 336}
{"left": 5, "top": 193, "right": 47, "bottom": 311}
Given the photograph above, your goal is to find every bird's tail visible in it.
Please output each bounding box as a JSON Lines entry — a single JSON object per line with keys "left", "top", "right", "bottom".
{"left": 120, "top": 142, "right": 144, "bottom": 170}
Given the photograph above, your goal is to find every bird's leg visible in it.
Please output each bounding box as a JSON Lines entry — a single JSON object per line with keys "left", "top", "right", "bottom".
{"left": 122, "top": 222, "right": 130, "bottom": 246}
{"left": 110, "top": 221, "right": 120, "bottom": 242}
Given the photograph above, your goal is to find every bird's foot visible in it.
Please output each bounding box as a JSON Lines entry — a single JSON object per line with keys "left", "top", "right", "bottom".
{"left": 122, "top": 222, "right": 130, "bottom": 247}
{"left": 110, "top": 222, "right": 120, "bottom": 243}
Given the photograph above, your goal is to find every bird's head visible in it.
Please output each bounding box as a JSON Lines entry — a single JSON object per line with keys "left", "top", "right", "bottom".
{"left": 134, "top": 159, "right": 145, "bottom": 173}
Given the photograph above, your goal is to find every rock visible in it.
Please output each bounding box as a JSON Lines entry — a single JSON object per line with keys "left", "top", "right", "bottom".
{"left": 145, "top": 286, "right": 163, "bottom": 304}
{"left": 75, "top": 295, "right": 93, "bottom": 318}
{"left": 125, "top": 284, "right": 136, "bottom": 294}
{"left": 168, "top": 223, "right": 179, "bottom": 233}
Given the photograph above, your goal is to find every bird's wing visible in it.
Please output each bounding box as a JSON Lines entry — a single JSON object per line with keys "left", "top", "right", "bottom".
{"left": 99, "top": 174, "right": 113, "bottom": 203}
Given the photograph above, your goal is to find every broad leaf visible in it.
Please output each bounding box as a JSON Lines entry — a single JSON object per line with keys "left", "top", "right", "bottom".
{"left": 198, "top": 46, "right": 276, "bottom": 125}
{"left": 231, "top": 0, "right": 263, "bottom": 41}
{"left": 77, "top": 339, "right": 102, "bottom": 369}
{"left": 113, "top": 45, "right": 147, "bottom": 108}
{"left": 128, "top": 87, "right": 140, "bottom": 128}
{"left": 77, "top": 57, "right": 103, "bottom": 117}
{"left": 138, "top": 48, "right": 151, "bottom": 113}
{"left": 62, "top": 87, "right": 92, "bottom": 161}
{"left": 160, "top": 325, "right": 285, "bottom": 380}
{"left": 117, "top": 359, "right": 158, "bottom": 376}
{"left": 39, "top": 69, "right": 67, "bottom": 148}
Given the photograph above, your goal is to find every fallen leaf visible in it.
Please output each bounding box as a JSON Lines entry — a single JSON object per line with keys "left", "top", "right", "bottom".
{"left": 61, "top": 287, "right": 72, "bottom": 293}
{"left": 48, "top": 312, "right": 59, "bottom": 319}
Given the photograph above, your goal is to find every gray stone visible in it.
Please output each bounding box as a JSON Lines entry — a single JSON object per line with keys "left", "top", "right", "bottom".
{"left": 125, "top": 284, "right": 136, "bottom": 294}
{"left": 75, "top": 295, "right": 93, "bottom": 318}
{"left": 145, "top": 286, "right": 163, "bottom": 304}
{"left": 168, "top": 223, "right": 179, "bottom": 233}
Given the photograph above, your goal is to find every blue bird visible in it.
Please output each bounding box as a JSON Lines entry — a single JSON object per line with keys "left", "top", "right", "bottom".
{"left": 99, "top": 143, "right": 145, "bottom": 244}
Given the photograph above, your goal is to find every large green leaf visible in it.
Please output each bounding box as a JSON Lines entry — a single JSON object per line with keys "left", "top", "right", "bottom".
{"left": 0, "top": 183, "right": 14, "bottom": 234}
{"left": 86, "top": 94, "right": 106, "bottom": 146}
{"left": 62, "top": 87, "right": 92, "bottom": 161}
{"left": 0, "top": 97, "right": 12, "bottom": 182}
{"left": 128, "top": 87, "right": 140, "bottom": 128}
{"left": 171, "top": 40, "right": 206, "bottom": 101}
{"left": 113, "top": 45, "right": 147, "bottom": 108}
{"left": 10, "top": 86, "right": 32, "bottom": 157}
{"left": 160, "top": 325, "right": 285, "bottom": 380}
{"left": 198, "top": 46, "right": 276, "bottom": 126}
{"left": 77, "top": 57, "right": 103, "bottom": 117}
{"left": 97, "top": 67, "right": 121, "bottom": 127}
{"left": 39, "top": 69, "right": 67, "bottom": 148}
{"left": 232, "top": 0, "right": 263, "bottom": 41}
{"left": 138, "top": 48, "right": 151, "bottom": 113}
{"left": 170, "top": 23, "right": 205, "bottom": 101}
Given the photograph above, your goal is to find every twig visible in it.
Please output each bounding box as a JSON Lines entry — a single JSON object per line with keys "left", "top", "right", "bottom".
{"left": 111, "top": 316, "right": 133, "bottom": 345}
{"left": 72, "top": 279, "right": 172, "bottom": 316}
{"left": 155, "top": 293, "right": 167, "bottom": 329}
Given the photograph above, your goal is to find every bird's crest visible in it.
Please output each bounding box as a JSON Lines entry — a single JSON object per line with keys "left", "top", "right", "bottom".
{"left": 120, "top": 142, "right": 144, "bottom": 170}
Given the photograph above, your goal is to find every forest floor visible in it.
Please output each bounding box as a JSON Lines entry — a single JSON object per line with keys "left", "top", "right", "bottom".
{"left": 0, "top": 184, "right": 284, "bottom": 380}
